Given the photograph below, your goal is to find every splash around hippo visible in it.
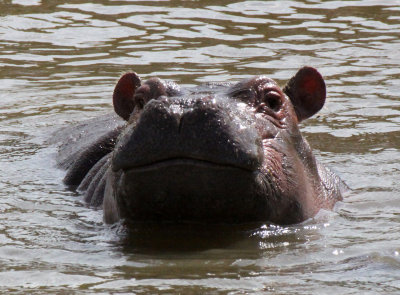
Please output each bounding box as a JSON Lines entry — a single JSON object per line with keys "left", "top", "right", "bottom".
{"left": 58, "top": 67, "right": 346, "bottom": 226}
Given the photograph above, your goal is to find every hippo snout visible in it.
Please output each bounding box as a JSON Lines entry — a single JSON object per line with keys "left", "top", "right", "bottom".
{"left": 112, "top": 96, "right": 263, "bottom": 173}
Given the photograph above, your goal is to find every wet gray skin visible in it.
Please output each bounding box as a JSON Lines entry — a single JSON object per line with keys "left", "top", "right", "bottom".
{"left": 59, "top": 67, "right": 346, "bottom": 225}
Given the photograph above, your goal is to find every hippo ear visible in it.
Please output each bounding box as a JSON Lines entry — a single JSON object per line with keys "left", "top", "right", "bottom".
{"left": 113, "top": 72, "right": 141, "bottom": 121}
{"left": 283, "top": 67, "right": 326, "bottom": 122}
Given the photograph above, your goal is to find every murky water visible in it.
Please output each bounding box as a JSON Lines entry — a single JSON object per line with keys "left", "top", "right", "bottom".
{"left": 1, "top": 0, "right": 400, "bottom": 293}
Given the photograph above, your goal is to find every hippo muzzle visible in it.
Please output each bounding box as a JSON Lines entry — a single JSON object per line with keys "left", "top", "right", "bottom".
{"left": 112, "top": 95, "right": 263, "bottom": 171}
{"left": 110, "top": 95, "right": 272, "bottom": 223}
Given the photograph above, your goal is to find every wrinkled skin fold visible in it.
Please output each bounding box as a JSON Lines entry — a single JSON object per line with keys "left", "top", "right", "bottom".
{"left": 58, "top": 67, "right": 346, "bottom": 225}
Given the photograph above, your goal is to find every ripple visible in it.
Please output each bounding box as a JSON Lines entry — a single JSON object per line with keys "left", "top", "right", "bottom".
{"left": 0, "top": 0, "right": 400, "bottom": 294}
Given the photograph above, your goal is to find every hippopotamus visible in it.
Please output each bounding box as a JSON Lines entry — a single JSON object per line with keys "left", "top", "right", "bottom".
{"left": 57, "top": 66, "right": 346, "bottom": 226}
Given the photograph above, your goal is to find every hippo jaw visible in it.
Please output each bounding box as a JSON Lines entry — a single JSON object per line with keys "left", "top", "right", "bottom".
{"left": 113, "top": 160, "right": 272, "bottom": 224}
{"left": 107, "top": 146, "right": 304, "bottom": 225}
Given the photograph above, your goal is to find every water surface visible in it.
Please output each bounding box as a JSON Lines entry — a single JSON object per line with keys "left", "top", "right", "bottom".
{"left": 0, "top": 0, "right": 400, "bottom": 294}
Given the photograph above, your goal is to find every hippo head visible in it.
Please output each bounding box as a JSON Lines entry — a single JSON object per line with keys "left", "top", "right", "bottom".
{"left": 98, "top": 67, "right": 341, "bottom": 225}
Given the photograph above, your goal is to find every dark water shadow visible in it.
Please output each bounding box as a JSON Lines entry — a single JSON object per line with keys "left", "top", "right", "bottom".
{"left": 113, "top": 221, "right": 311, "bottom": 255}
{"left": 115, "top": 222, "right": 264, "bottom": 253}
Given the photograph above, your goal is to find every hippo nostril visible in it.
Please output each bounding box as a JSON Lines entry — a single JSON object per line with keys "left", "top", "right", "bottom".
{"left": 135, "top": 97, "right": 146, "bottom": 109}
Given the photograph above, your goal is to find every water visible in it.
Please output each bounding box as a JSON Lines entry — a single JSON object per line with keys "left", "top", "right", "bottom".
{"left": 1, "top": 0, "right": 400, "bottom": 293}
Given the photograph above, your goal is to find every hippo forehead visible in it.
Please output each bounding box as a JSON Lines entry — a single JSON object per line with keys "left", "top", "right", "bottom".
{"left": 138, "top": 80, "right": 273, "bottom": 123}
{"left": 164, "top": 76, "right": 280, "bottom": 97}
{"left": 150, "top": 76, "right": 283, "bottom": 110}
{"left": 128, "top": 75, "right": 286, "bottom": 136}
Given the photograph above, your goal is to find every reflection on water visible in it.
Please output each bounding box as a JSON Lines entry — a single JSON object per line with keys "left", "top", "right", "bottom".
{"left": 0, "top": 0, "right": 399, "bottom": 293}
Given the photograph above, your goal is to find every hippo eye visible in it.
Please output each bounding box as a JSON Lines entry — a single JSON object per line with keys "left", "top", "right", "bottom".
{"left": 263, "top": 91, "right": 282, "bottom": 112}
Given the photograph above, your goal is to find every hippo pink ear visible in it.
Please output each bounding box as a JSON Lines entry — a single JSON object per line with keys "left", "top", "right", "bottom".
{"left": 283, "top": 67, "right": 326, "bottom": 122}
{"left": 113, "top": 72, "right": 141, "bottom": 121}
